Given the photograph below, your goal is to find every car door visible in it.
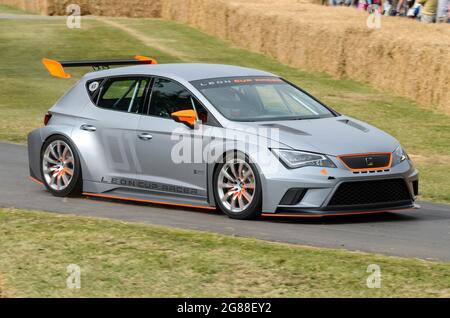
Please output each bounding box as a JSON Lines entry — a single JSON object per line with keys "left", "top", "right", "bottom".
{"left": 135, "top": 77, "right": 210, "bottom": 199}
{"left": 72, "top": 76, "right": 151, "bottom": 185}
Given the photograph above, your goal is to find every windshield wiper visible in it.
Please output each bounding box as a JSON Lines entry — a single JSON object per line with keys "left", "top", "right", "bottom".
{"left": 292, "top": 116, "right": 323, "bottom": 120}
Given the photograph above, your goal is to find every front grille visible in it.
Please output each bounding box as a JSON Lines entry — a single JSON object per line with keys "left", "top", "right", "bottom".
{"left": 339, "top": 153, "right": 391, "bottom": 170}
{"left": 327, "top": 178, "right": 412, "bottom": 210}
{"left": 352, "top": 169, "right": 390, "bottom": 174}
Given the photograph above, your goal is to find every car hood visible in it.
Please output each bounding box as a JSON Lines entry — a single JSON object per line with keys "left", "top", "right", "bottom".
{"left": 229, "top": 116, "right": 399, "bottom": 156}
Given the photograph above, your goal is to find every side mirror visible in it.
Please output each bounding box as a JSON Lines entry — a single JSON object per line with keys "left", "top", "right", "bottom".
{"left": 171, "top": 109, "right": 199, "bottom": 129}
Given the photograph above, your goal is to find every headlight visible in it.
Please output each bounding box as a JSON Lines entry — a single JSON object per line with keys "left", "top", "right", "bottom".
{"left": 271, "top": 149, "right": 336, "bottom": 169}
{"left": 393, "top": 145, "right": 409, "bottom": 164}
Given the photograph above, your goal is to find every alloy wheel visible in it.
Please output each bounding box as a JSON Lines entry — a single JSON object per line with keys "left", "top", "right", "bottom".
{"left": 217, "top": 158, "right": 256, "bottom": 213}
{"left": 42, "top": 140, "right": 75, "bottom": 191}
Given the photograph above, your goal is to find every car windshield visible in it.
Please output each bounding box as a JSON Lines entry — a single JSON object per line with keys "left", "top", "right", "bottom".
{"left": 191, "top": 77, "right": 335, "bottom": 122}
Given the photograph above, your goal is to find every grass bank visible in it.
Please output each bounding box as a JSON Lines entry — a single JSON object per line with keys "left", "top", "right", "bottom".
{"left": 0, "top": 14, "right": 448, "bottom": 202}
{"left": 1, "top": 208, "right": 450, "bottom": 297}
{"left": 0, "top": 4, "right": 33, "bottom": 14}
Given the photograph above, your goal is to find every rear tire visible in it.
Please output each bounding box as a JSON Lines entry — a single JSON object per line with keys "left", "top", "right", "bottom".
{"left": 40, "top": 135, "right": 82, "bottom": 197}
{"left": 213, "top": 152, "right": 262, "bottom": 220}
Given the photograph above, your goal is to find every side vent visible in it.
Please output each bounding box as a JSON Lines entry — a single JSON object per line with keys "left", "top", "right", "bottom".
{"left": 412, "top": 180, "right": 419, "bottom": 196}
{"left": 279, "top": 188, "right": 307, "bottom": 205}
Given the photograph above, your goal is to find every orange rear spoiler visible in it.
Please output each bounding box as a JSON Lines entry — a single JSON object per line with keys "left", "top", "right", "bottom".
{"left": 42, "top": 55, "right": 157, "bottom": 79}
{"left": 42, "top": 58, "right": 72, "bottom": 79}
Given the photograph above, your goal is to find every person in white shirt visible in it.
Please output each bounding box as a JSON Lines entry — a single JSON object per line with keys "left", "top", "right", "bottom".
{"left": 436, "top": 0, "right": 449, "bottom": 22}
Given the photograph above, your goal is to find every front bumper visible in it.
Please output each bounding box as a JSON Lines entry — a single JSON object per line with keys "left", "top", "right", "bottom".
{"left": 260, "top": 158, "right": 419, "bottom": 215}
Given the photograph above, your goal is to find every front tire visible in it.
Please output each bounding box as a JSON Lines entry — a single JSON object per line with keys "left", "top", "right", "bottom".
{"left": 213, "top": 152, "right": 262, "bottom": 220}
{"left": 40, "top": 135, "right": 82, "bottom": 197}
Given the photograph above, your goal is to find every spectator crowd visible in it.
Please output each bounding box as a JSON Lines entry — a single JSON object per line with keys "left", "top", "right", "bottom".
{"left": 325, "top": 0, "right": 450, "bottom": 23}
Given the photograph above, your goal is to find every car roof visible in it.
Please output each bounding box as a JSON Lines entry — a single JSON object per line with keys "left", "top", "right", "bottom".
{"left": 82, "top": 63, "right": 276, "bottom": 82}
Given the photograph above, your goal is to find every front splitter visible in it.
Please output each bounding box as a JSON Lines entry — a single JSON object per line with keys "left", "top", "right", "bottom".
{"left": 261, "top": 203, "right": 420, "bottom": 218}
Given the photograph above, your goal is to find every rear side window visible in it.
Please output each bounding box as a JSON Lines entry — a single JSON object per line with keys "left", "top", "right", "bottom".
{"left": 93, "top": 77, "right": 150, "bottom": 114}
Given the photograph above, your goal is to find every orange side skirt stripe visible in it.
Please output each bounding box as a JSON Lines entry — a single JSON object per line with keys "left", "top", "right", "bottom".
{"left": 82, "top": 192, "right": 216, "bottom": 210}
{"left": 29, "top": 176, "right": 44, "bottom": 185}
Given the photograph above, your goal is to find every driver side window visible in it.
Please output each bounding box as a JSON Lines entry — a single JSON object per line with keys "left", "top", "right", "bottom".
{"left": 149, "top": 78, "right": 194, "bottom": 118}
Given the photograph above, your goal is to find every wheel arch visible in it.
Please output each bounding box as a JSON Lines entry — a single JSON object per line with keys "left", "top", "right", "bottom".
{"left": 40, "top": 132, "right": 84, "bottom": 189}
{"left": 28, "top": 127, "right": 76, "bottom": 183}
{"left": 40, "top": 131, "right": 72, "bottom": 154}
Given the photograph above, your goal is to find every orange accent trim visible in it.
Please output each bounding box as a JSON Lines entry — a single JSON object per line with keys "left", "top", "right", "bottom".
{"left": 42, "top": 58, "right": 71, "bottom": 79}
{"left": 82, "top": 192, "right": 216, "bottom": 210}
{"left": 29, "top": 176, "right": 44, "bottom": 185}
{"left": 320, "top": 168, "right": 327, "bottom": 175}
{"left": 262, "top": 208, "right": 414, "bottom": 218}
{"left": 134, "top": 55, "right": 158, "bottom": 64}
{"left": 171, "top": 109, "right": 197, "bottom": 127}
{"left": 337, "top": 152, "right": 392, "bottom": 172}
{"left": 57, "top": 167, "right": 68, "bottom": 177}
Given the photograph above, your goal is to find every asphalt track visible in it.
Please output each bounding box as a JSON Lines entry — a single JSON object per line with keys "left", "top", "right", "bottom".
{"left": 1, "top": 142, "right": 449, "bottom": 261}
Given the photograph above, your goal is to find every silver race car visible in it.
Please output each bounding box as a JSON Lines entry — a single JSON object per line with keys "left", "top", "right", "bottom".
{"left": 28, "top": 56, "right": 419, "bottom": 219}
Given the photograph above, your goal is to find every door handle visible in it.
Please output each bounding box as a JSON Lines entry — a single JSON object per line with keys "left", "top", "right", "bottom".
{"left": 80, "top": 124, "right": 97, "bottom": 132}
{"left": 138, "top": 132, "right": 153, "bottom": 140}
